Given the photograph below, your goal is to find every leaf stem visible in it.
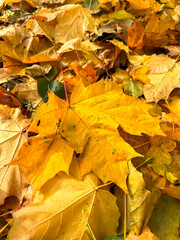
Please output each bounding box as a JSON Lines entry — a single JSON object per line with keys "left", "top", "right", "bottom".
{"left": 82, "top": 209, "right": 96, "bottom": 240}
{"left": 124, "top": 192, "right": 127, "bottom": 239}
{"left": 60, "top": 65, "right": 69, "bottom": 104}
{"left": 22, "top": 124, "right": 30, "bottom": 133}
{"left": 136, "top": 157, "right": 153, "bottom": 169}
{"left": 0, "top": 218, "right": 13, "bottom": 234}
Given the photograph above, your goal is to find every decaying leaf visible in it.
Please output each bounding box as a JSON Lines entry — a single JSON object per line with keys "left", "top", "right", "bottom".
{"left": 146, "top": 136, "right": 177, "bottom": 183}
{"left": 148, "top": 194, "right": 180, "bottom": 240}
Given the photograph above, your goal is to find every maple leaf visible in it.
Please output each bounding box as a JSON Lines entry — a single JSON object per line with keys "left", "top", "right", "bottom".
{"left": 163, "top": 95, "right": 180, "bottom": 125}
{"left": 143, "top": 62, "right": 180, "bottom": 102}
{"left": 10, "top": 134, "right": 74, "bottom": 194}
{"left": 13, "top": 80, "right": 165, "bottom": 193}
{"left": 0, "top": 27, "right": 58, "bottom": 65}
{"left": 148, "top": 194, "right": 180, "bottom": 240}
{"left": 69, "top": 61, "right": 98, "bottom": 87}
{"left": 28, "top": 4, "right": 96, "bottom": 44}
{"left": 127, "top": 0, "right": 156, "bottom": 10}
{"left": 10, "top": 92, "right": 73, "bottom": 193}
{"left": 127, "top": 20, "right": 144, "bottom": 50}
{"left": 0, "top": 105, "right": 30, "bottom": 205}
{"left": 0, "top": 1, "right": 180, "bottom": 239}
{"left": 146, "top": 136, "right": 177, "bottom": 183}
{"left": 144, "top": 13, "right": 177, "bottom": 48}
{"left": 115, "top": 161, "right": 153, "bottom": 235}
{"left": 7, "top": 173, "right": 120, "bottom": 240}
{"left": 11, "top": 77, "right": 42, "bottom": 110}
{"left": 143, "top": 54, "right": 176, "bottom": 74}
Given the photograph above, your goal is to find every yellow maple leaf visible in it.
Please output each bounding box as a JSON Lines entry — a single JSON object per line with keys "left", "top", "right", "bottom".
{"left": 127, "top": 0, "right": 156, "bottom": 10}
{"left": 10, "top": 134, "right": 74, "bottom": 194}
{"left": 16, "top": 80, "right": 165, "bottom": 193}
{"left": 28, "top": 5, "right": 96, "bottom": 44}
{"left": 115, "top": 161, "right": 152, "bottom": 236}
{"left": 7, "top": 173, "right": 120, "bottom": 240}
{"left": 143, "top": 62, "right": 180, "bottom": 102}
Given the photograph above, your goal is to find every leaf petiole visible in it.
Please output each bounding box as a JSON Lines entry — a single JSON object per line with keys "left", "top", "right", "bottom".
{"left": 136, "top": 157, "right": 153, "bottom": 169}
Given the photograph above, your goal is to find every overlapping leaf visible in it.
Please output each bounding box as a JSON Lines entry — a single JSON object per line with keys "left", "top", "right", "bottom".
{"left": 0, "top": 0, "right": 180, "bottom": 239}
{"left": 0, "top": 105, "right": 30, "bottom": 205}
{"left": 7, "top": 173, "right": 120, "bottom": 240}
{"left": 12, "top": 80, "right": 164, "bottom": 193}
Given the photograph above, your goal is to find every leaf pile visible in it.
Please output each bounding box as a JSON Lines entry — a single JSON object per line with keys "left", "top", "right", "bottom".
{"left": 0, "top": 0, "right": 180, "bottom": 239}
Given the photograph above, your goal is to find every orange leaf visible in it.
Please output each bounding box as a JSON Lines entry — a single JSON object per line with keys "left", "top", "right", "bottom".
{"left": 127, "top": 20, "right": 144, "bottom": 50}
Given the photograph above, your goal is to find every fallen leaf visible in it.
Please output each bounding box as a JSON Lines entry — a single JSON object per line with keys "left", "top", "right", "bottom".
{"left": 127, "top": 161, "right": 153, "bottom": 234}
{"left": 0, "top": 105, "right": 30, "bottom": 205}
{"left": 143, "top": 62, "right": 180, "bottom": 102}
{"left": 127, "top": 0, "right": 156, "bottom": 10}
{"left": 164, "top": 45, "right": 180, "bottom": 57}
{"left": 148, "top": 194, "right": 180, "bottom": 240}
{"left": 0, "top": 86, "right": 22, "bottom": 109}
{"left": 146, "top": 136, "right": 177, "bottom": 183}
{"left": 144, "top": 13, "right": 177, "bottom": 48}
{"left": 7, "top": 173, "right": 120, "bottom": 240}
{"left": 161, "top": 122, "right": 180, "bottom": 141}
{"left": 69, "top": 61, "right": 98, "bottom": 87}
{"left": 109, "top": 39, "right": 130, "bottom": 54}
{"left": 11, "top": 77, "right": 41, "bottom": 110}
{"left": 0, "top": 105, "right": 30, "bottom": 166}
{"left": 31, "top": 5, "right": 96, "bottom": 44}
{"left": 127, "top": 20, "right": 144, "bottom": 50}
{"left": 123, "top": 79, "right": 143, "bottom": 98}
{"left": 144, "top": 54, "right": 176, "bottom": 74}
{"left": 10, "top": 134, "right": 74, "bottom": 193}
{"left": 163, "top": 95, "right": 180, "bottom": 125}
{"left": 160, "top": 184, "right": 180, "bottom": 200}
{"left": 126, "top": 226, "right": 160, "bottom": 240}
{"left": 130, "top": 66, "right": 150, "bottom": 84}
{"left": 15, "top": 80, "right": 164, "bottom": 192}
{"left": 115, "top": 161, "right": 152, "bottom": 235}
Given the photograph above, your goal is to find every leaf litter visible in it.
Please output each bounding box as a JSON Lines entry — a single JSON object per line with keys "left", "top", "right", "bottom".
{"left": 0, "top": 0, "right": 180, "bottom": 239}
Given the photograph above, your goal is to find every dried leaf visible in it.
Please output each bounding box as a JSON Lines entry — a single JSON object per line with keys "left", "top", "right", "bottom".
{"left": 143, "top": 62, "right": 180, "bottom": 102}
{"left": 127, "top": 20, "right": 144, "bottom": 50}
{"left": 144, "top": 54, "right": 176, "bottom": 74}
